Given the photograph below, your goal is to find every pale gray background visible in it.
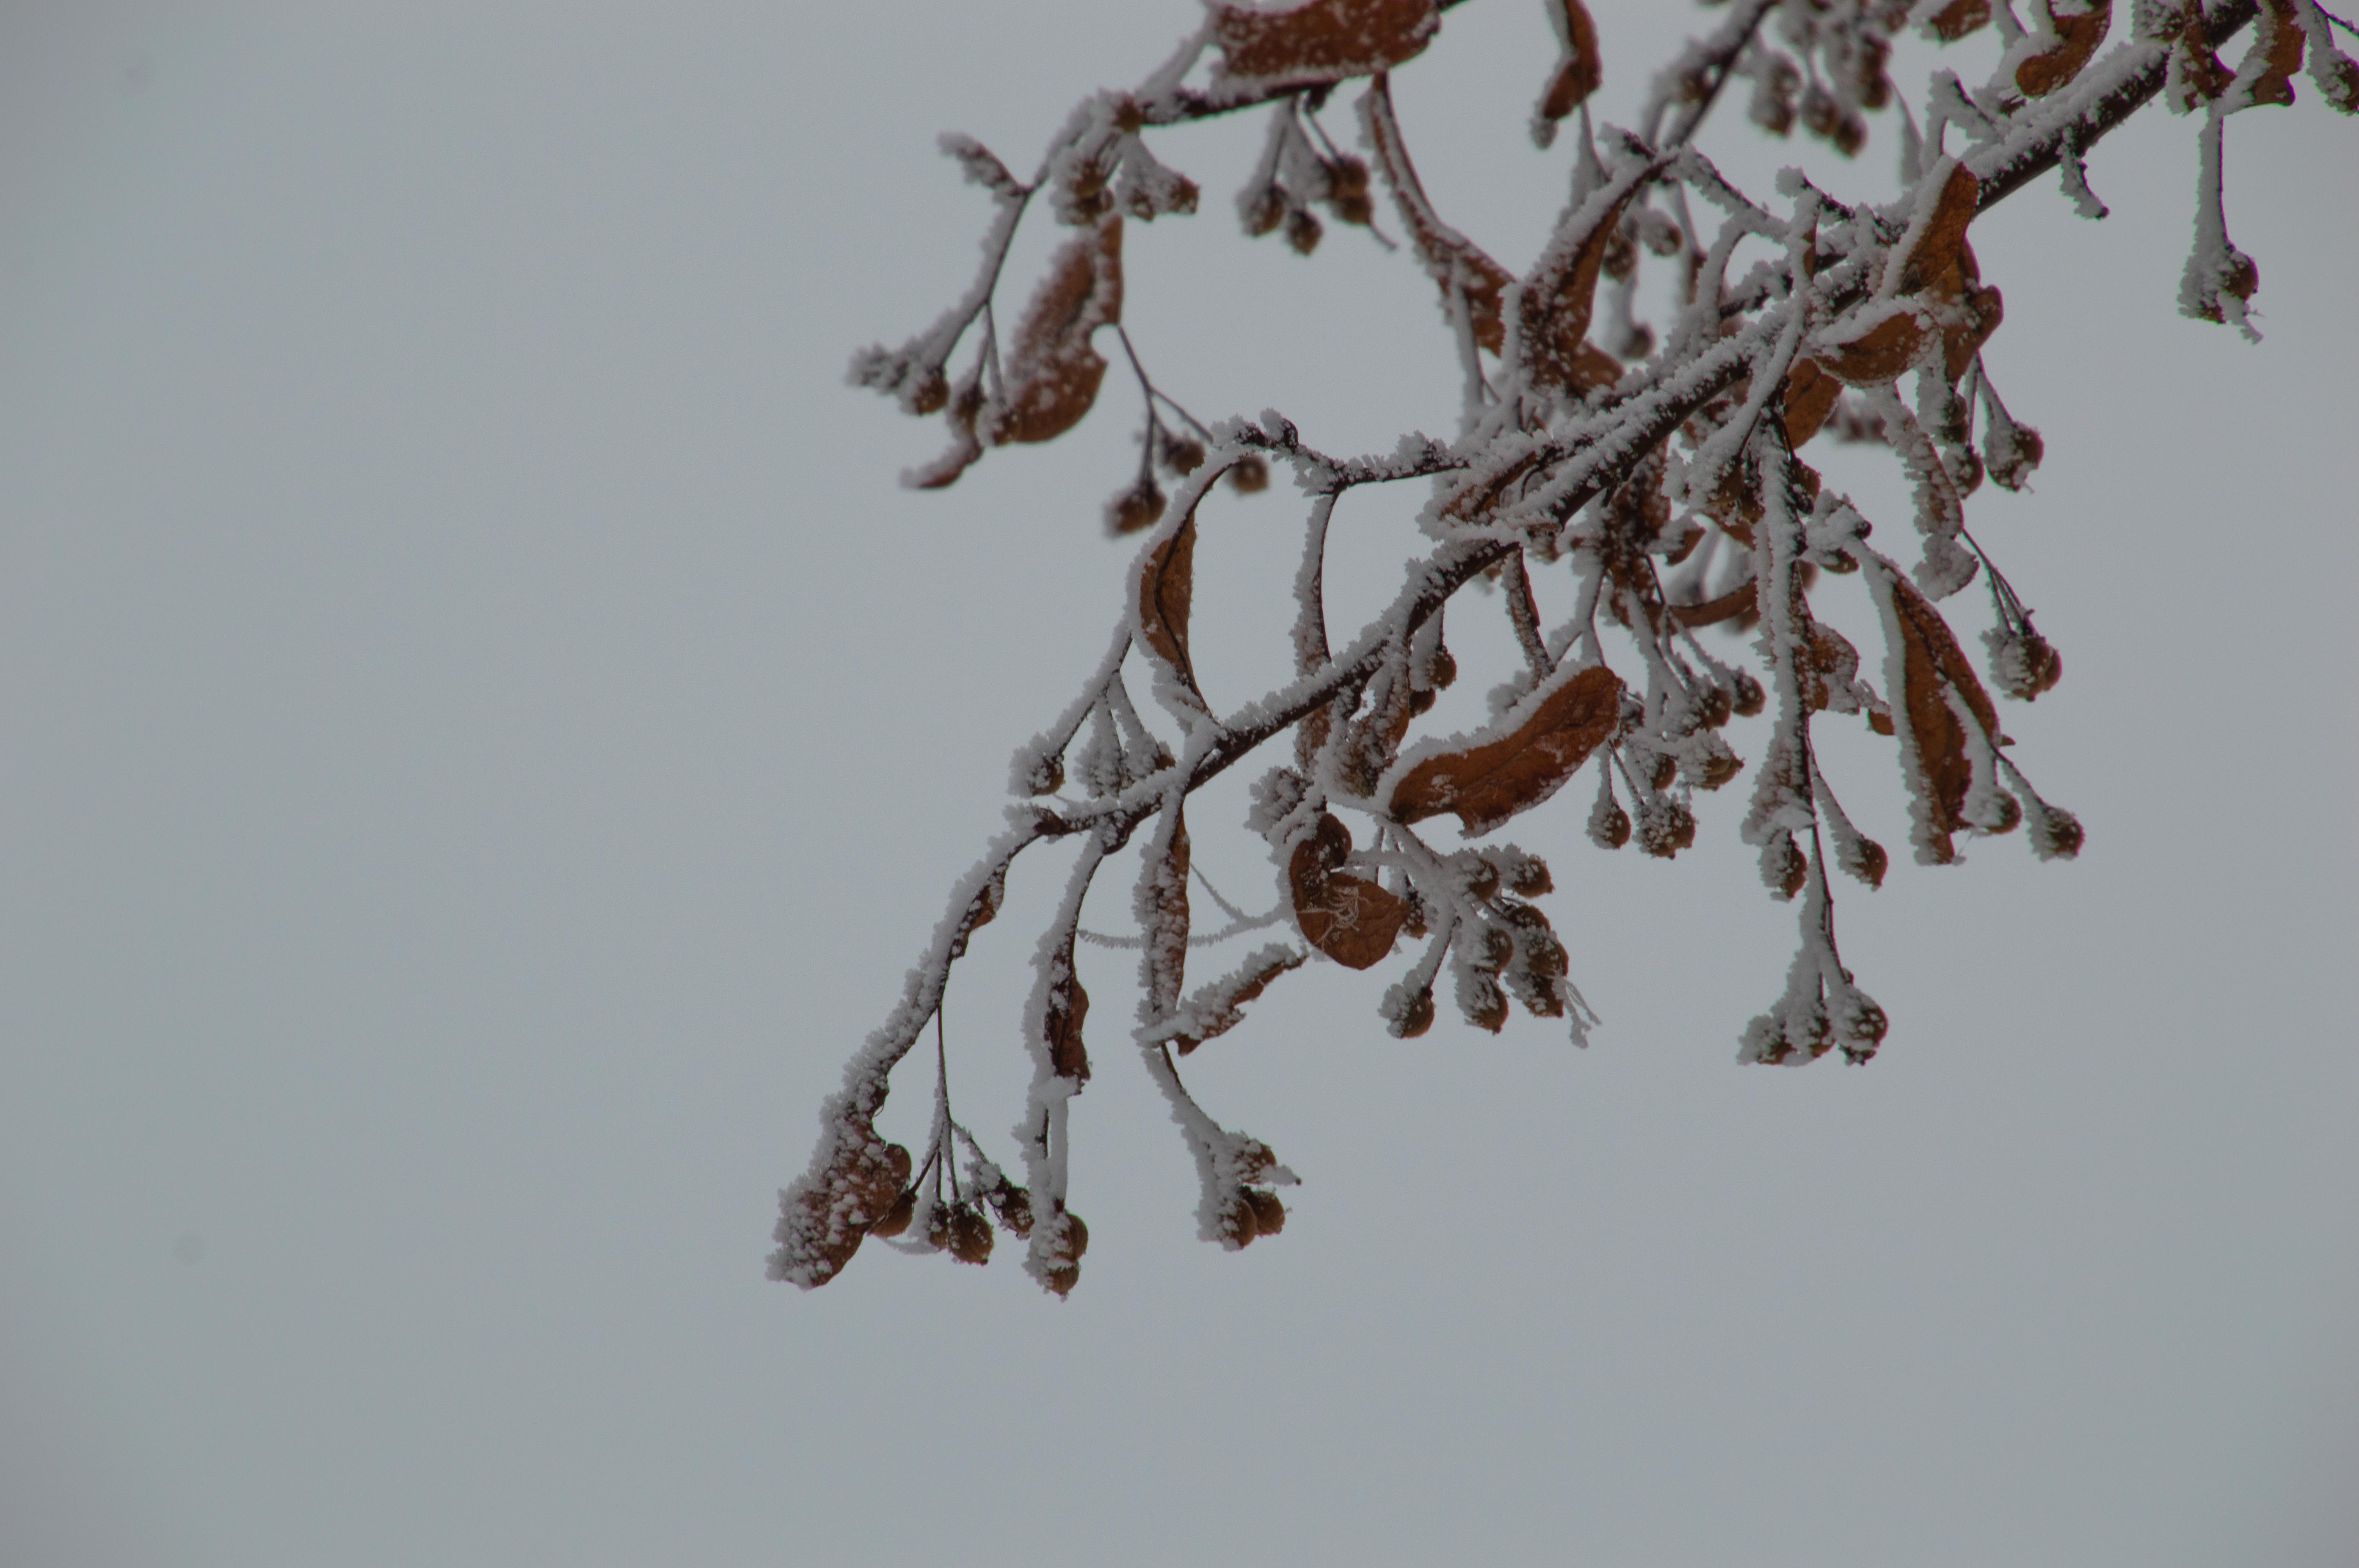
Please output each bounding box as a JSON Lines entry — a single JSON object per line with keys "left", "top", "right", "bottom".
{"left": 2, "top": 4, "right": 2353, "bottom": 1565}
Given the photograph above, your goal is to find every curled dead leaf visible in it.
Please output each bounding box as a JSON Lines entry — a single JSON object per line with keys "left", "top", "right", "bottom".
{"left": 1288, "top": 815, "right": 1408, "bottom": 969}
{"left": 1212, "top": 0, "right": 1440, "bottom": 86}
{"left": 1921, "top": 0, "right": 1992, "bottom": 41}
{"left": 1781, "top": 356, "right": 1841, "bottom": 447}
{"left": 1136, "top": 504, "right": 1204, "bottom": 703}
{"left": 1815, "top": 302, "right": 1931, "bottom": 386}
{"left": 1390, "top": 664, "right": 1624, "bottom": 835}
{"left": 1878, "top": 568, "right": 2000, "bottom": 863}
{"left": 2014, "top": 0, "right": 2112, "bottom": 99}
{"left": 1536, "top": 0, "right": 1603, "bottom": 129}
{"left": 1043, "top": 946, "right": 1091, "bottom": 1082}
{"left": 990, "top": 216, "right": 1123, "bottom": 446}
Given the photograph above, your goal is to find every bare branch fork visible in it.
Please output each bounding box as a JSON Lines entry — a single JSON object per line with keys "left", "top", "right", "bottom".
{"left": 783, "top": 0, "right": 2349, "bottom": 1296}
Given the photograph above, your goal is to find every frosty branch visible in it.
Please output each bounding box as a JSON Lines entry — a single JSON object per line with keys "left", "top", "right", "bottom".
{"left": 781, "top": 0, "right": 2355, "bottom": 1296}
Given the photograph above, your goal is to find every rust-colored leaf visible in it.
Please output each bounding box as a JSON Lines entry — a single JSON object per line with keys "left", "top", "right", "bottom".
{"left": 990, "top": 216, "right": 1122, "bottom": 446}
{"left": 1941, "top": 283, "right": 2003, "bottom": 382}
{"left": 1922, "top": 0, "right": 1992, "bottom": 41}
{"left": 1814, "top": 303, "right": 1930, "bottom": 386}
{"left": 2014, "top": 0, "right": 2112, "bottom": 99}
{"left": 2250, "top": 0, "right": 2307, "bottom": 106}
{"left": 1781, "top": 356, "right": 1841, "bottom": 447}
{"left": 1670, "top": 581, "right": 1758, "bottom": 629}
{"left": 1288, "top": 817, "right": 1408, "bottom": 969}
{"left": 1882, "top": 570, "right": 2000, "bottom": 863}
{"left": 1800, "top": 617, "right": 1862, "bottom": 714}
{"left": 1136, "top": 504, "right": 1203, "bottom": 702}
{"left": 1212, "top": 0, "right": 1440, "bottom": 85}
{"left": 1138, "top": 806, "right": 1191, "bottom": 1021}
{"left": 1361, "top": 76, "right": 1516, "bottom": 353}
{"left": 1043, "top": 944, "right": 1091, "bottom": 1082}
{"left": 1518, "top": 186, "right": 1641, "bottom": 394}
{"left": 1889, "top": 162, "right": 1980, "bottom": 298}
{"left": 948, "top": 860, "right": 1010, "bottom": 960}
{"left": 1172, "top": 946, "right": 1307, "bottom": 1054}
{"left": 1389, "top": 663, "right": 1624, "bottom": 835}
{"left": 1537, "top": 0, "right": 1603, "bottom": 125}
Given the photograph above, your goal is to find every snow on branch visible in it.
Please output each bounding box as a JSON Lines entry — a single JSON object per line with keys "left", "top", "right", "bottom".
{"left": 785, "top": 0, "right": 2334, "bottom": 1296}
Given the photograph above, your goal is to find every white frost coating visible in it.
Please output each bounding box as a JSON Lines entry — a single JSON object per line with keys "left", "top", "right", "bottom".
{"left": 786, "top": 0, "right": 2297, "bottom": 1290}
{"left": 2178, "top": 106, "right": 2261, "bottom": 341}
{"left": 1013, "top": 838, "right": 1105, "bottom": 1289}
{"left": 769, "top": 816, "right": 1044, "bottom": 1286}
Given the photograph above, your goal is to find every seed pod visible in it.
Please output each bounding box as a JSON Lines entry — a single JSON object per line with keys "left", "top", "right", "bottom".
{"left": 925, "top": 1202, "right": 953, "bottom": 1252}
{"left": 986, "top": 1180, "right": 1035, "bottom": 1238}
{"left": 1286, "top": 207, "right": 1324, "bottom": 255}
{"left": 1760, "top": 830, "right": 1808, "bottom": 901}
{"left": 1243, "top": 1189, "right": 1287, "bottom": 1238}
{"left": 1107, "top": 477, "right": 1168, "bottom": 535}
{"left": 1160, "top": 434, "right": 1207, "bottom": 476}
{"left": 1457, "top": 970, "right": 1509, "bottom": 1033}
{"left": 2028, "top": 803, "right": 2084, "bottom": 860}
{"left": 1636, "top": 795, "right": 1696, "bottom": 859}
{"left": 1837, "top": 832, "right": 1888, "bottom": 890}
{"left": 869, "top": 1187, "right": 916, "bottom": 1240}
{"left": 1508, "top": 855, "right": 1553, "bottom": 897}
{"left": 1682, "top": 732, "right": 1743, "bottom": 791}
{"left": 1587, "top": 791, "right": 1632, "bottom": 850}
{"left": 948, "top": 1203, "right": 994, "bottom": 1265}
{"left": 1985, "top": 625, "right": 2063, "bottom": 701}
{"left": 1730, "top": 670, "right": 1767, "bottom": 718}
{"left": 1390, "top": 984, "right": 1436, "bottom": 1039}
{"left": 1455, "top": 854, "right": 1501, "bottom": 904}
{"left": 1228, "top": 455, "right": 1271, "bottom": 494}
{"left": 1220, "top": 1191, "right": 1260, "bottom": 1249}
{"left": 1242, "top": 185, "right": 1287, "bottom": 238}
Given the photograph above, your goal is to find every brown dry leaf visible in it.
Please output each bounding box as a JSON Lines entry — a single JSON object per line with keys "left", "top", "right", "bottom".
{"left": 2151, "top": 0, "right": 2233, "bottom": 107}
{"left": 1294, "top": 867, "right": 1409, "bottom": 968}
{"left": 1885, "top": 571, "right": 2000, "bottom": 862}
{"left": 1670, "top": 581, "right": 1758, "bottom": 629}
{"left": 2014, "top": 0, "right": 2112, "bottom": 99}
{"left": 1781, "top": 356, "right": 1841, "bottom": 447}
{"left": 2250, "top": 0, "right": 2308, "bottom": 106}
{"left": 1800, "top": 617, "right": 1862, "bottom": 713}
{"left": 1390, "top": 664, "right": 1624, "bottom": 835}
{"left": 1814, "top": 305, "right": 1930, "bottom": 386}
{"left": 1519, "top": 187, "right": 1641, "bottom": 393}
{"left": 1942, "top": 282, "right": 2004, "bottom": 381}
{"left": 1213, "top": 0, "right": 1440, "bottom": 85}
{"left": 947, "top": 860, "right": 1010, "bottom": 960}
{"left": 1043, "top": 942, "right": 1092, "bottom": 1082}
{"left": 1565, "top": 339, "right": 1624, "bottom": 397}
{"left": 1173, "top": 948, "right": 1307, "bottom": 1055}
{"left": 1922, "top": 0, "right": 1992, "bottom": 41}
{"left": 1890, "top": 163, "right": 1981, "bottom": 298}
{"left": 1288, "top": 818, "right": 1408, "bottom": 969}
{"left": 990, "top": 216, "right": 1123, "bottom": 446}
{"left": 1361, "top": 77, "right": 1517, "bottom": 353}
{"left": 1136, "top": 504, "right": 1204, "bottom": 703}
{"left": 1140, "top": 808, "right": 1191, "bottom": 1017}
{"left": 1537, "top": 0, "right": 1603, "bottom": 125}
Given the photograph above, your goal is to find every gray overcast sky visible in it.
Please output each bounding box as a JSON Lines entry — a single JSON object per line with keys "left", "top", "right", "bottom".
{"left": 2, "top": 4, "right": 2353, "bottom": 1565}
